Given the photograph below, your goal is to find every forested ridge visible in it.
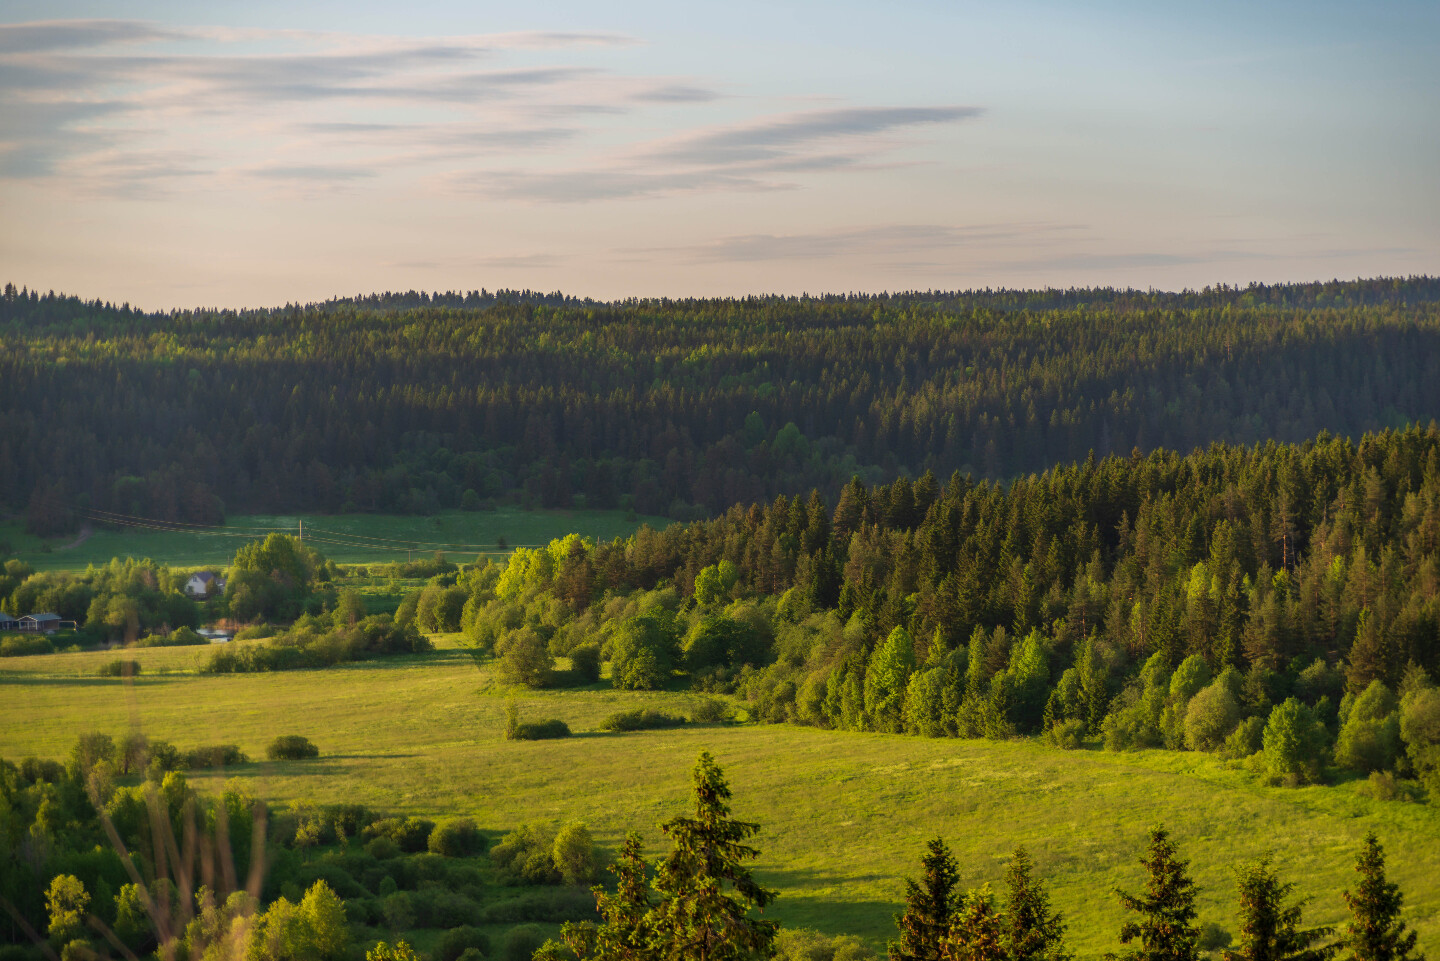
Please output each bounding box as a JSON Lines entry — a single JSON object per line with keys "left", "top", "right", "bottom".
{"left": 459, "top": 426, "right": 1440, "bottom": 788}
{"left": 4, "top": 276, "right": 1440, "bottom": 530}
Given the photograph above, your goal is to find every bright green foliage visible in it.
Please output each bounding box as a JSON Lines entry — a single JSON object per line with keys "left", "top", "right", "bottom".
{"left": 1170, "top": 657, "right": 1213, "bottom": 701}
{"left": 696, "top": 562, "right": 740, "bottom": 606}
{"left": 647, "top": 751, "right": 778, "bottom": 961}
{"left": 1263, "top": 699, "right": 1328, "bottom": 784}
{"left": 1108, "top": 828, "right": 1200, "bottom": 961}
{"left": 686, "top": 615, "right": 766, "bottom": 672}
{"left": 1005, "top": 847, "right": 1071, "bottom": 961}
{"left": 496, "top": 626, "right": 556, "bottom": 688}
{"left": 1399, "top": 685, "right": 1440, "bottom": 792}
{"left": 611, "top": 612, "right": 680, "bottom": 691}
{"left": 1185, "top": 676, "right": 1243, "bottom": 752}
{"left": 867, "top": 628, "right": 916, "bottom": 733}
{"left": 940, "top": 886, "right": 1006, "bottom": 961}
{"left": 246, "top": 880, "right": 348, "bottom": 961}
{"left": 1339, "top": 834, "right": 1422, "bottom": 961}
{"left": 227, "top": 533, "right": 324, "bottom": 622}
{"left": 554, "top": 822, "right": 598, "bottom": 885}
{"left": 367, "top": 940, "right": 423, "bottom": 961}
{"left": 1335, "top": 682, "right": 1402, "bottom": 774}
{"left": 889, "top": 837, "right": 960, "bottom": 961}
{"left": 45, "top": 874, "right": 89, "bottom": 945}
{"left": 1222, "top": 857, "right": 1334, "bottom": 961}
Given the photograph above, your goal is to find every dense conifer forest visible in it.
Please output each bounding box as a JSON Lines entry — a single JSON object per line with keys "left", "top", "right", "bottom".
{"left": 3, "top": 277, "right": 1439, "bottom": 530}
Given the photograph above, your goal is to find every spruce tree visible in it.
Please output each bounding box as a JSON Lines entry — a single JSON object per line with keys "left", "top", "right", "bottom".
{"left": 647, "top": 751, "right": 777, "bottom": 961}
{"left": 890, "top": 837, "right": 962, "bottom": 961}
{"left": 1223, "top": 857, "right": 1333, "bottom": 961}
{"left": 1108, "top": 828, "right": 1201, "bottom": 961}
{"left": 941, "top": 886, "right": 1007, "bottom": 961}
{"left": 560, "top": 832, "right": 655, "bottom": 961}
{"left": 1005, "top": 847, "right": 1072, "bottom": 961}
{"left": 1339, "top": 834, "right": 1422, "bottom": 961}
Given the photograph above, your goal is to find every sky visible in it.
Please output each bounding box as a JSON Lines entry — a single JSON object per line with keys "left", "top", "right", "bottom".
{"left": 0, "top": 0, "right": 1436, "bottom": 307}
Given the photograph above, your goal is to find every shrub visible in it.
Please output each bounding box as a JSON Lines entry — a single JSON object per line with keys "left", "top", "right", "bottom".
{"left": 1263, "top": 698, "right": 1327, "bottom": 784}
{"left": 437, "top": 926, "right": 491, "bottom": 961}
{"left": 1360, "top": 770, "right": 1408, "bottom": 802}
{"left": 363, "top": 817, "right": 436, "bottom": 854}
{"left": 185, "top": 744, "right": 248, "bottom": 769}
{"left": 509, "top": 719, "right": 571, "bottom": 741}
{"left": 569, "top": 642, "right": 602, "bottom": 683}
{"left": 774, "top": 927, "right": 878, "bottom": 961}
{"left": 429, "top": 818, "right": 487, "bottom": 857}
{"left": 0, "top": 634, "right": 54, "bottom": 657}
{"left": 1047, "top": 719, "right": 1086, "bottom": 749}
{"left": 496, "top": 626, "right": 555, "bottom": 688}
{"left": 501, "top": 925, "right": 546, "bottom": 961}
{"left": 490, "top": 824, "right": 562, "bottom": 885}
{"left": 97, "top": 659, "right": 142, "bottom": 678}
{"left": 267, "top": 735, "right": 319, "bottom": 760}
{"left": 1221, "top": 716, "right": 1265, "bottom": 760}
{"left": 690, "top": 697, "right": 731, "bottom": 724}
{"left": 551, "top": 822, "right": 596, "bottom": 884}
{"left": 598, "top": 708, "right": 687, "bottom": 733}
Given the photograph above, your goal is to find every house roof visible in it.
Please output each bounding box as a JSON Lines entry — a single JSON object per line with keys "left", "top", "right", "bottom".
{"left": 191, "top": 571, "right": 217, "bottom": 583}
{"left": 23, "top": 613, "right": 61, "bottom": 623}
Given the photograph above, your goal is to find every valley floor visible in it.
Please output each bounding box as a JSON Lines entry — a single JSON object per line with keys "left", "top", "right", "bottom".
{"left": 3, "top": 639, "right": 1438, "bottom": 956}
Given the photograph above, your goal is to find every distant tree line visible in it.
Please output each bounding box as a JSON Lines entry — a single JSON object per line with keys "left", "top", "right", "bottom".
{"left": 4, "top": 277, "right": 1440, "bottom": 529}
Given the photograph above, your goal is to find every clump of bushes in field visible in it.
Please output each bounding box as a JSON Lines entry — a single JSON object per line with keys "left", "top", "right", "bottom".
{"left": 0, "top": 633, "right": 54, "bottom": 657}
{"left": 267, "top": 734, "right": 319, "bottom": 760}
{"left": 135, "top": 625, "right": 207, "bottom": 647}
{"left": 598, "top": 708, "right": 687, "bottom": 732}
{"left": 203, "top": 613, "right": 429, "bottom": 673}
{"left": 97, "top": 658, "right": 142, "bottom": 677}
{"left": 429, "top": 818, "right": 488, "bottom": 857}
{"left": 186, "top": 744, "right": 248, "bottom": 768}
{"left": 503, "top": 701, "right": 570, "bottom": 740}
{"left": 490, "top": 821, "right": 596, "bottom": 886}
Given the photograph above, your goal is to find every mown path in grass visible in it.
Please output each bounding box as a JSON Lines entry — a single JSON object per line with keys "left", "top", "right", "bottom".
{"left": 3, "top": 642, "right": 1438, "bottom": 956}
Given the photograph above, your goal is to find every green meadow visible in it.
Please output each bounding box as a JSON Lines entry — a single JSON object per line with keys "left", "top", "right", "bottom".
{"left": 0, "top": 508, "right": 669, "bottom": 571}
{"left": 3, "top": 639, "right": 1438, "bottom": 957}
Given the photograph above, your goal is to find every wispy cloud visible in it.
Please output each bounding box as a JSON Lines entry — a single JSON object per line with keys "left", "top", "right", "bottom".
{"left": 0, "top": 18, "right": 981, "bottom": 200}
{"left": 471, "top": 105, "right": 983, "bottom": 202}
{"left": 660, "top": 222, "right": 1077, "bottom": 263}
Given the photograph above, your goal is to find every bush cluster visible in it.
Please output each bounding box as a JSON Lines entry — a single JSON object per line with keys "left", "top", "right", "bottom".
{"left": 598, "top": 708, "right": 687, "bottom": 732}
{"left": 267, "top": 735, "right": 319, "bottom": 761}
{"left": 96, "top": 659, "right": 142, "bottom": 677}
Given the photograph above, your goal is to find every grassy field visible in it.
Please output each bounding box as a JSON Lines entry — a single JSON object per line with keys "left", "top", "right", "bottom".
{"left": 3, "top": 640, "right": 1439, "bottom": 957}
{"left": 0, "top": 508, "right": 670, "bottom": 571}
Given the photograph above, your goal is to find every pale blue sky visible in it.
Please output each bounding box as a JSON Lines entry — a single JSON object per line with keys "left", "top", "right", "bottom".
{"left": 1, "top": 0, "right": 1435, "bottom": 306}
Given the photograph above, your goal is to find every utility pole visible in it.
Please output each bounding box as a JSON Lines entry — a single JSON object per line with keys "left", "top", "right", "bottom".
{"left": 299, "top": 519, "right": 303, "bottom": 545}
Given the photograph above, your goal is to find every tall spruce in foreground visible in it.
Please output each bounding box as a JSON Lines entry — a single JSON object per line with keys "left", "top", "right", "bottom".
{"left": 890, "top": 837, "right": 962, "bottom": 961}
{"left": 646, "top": 751, "right": 778, "bottom": 961}
{"left": 1339, "top": 834, "right": 1423, "bottom": 961}
{"left": 1005, "top": 847, "right": 1071, "bottom": 961}
{"left": 1108, "top": 828, "right": 1201, "bottom": 961}
{"left": 1222, "top": 857, "right": 1333, "bottom": 961}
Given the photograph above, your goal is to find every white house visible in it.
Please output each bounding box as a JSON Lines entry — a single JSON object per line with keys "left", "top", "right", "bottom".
{"left": 185, "top": 572, "right": 226, "bottom": 598}
{"left": 19, "top": 613, "right": 62, "bottom": 632}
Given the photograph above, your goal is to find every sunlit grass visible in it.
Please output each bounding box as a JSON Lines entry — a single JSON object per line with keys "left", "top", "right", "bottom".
{"left": 4, "top": 644, "right": 1438, "bottom": 956}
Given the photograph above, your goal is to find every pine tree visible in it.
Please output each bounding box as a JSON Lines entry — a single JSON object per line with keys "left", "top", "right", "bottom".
{"left": 561, "top": 832, "right": 655, "bottom": 961}
{"left": 941, "top": 886, "right": 1007, "bottom": 961}
{"left": 1005, "top": 847, "right": 1071, "bottom": 961}
{"left": 1108, "top": 828, "right": 1201, "bottom": 961}
{"left": 1223, "top": 857, "right": 1333, "bottom": 961}
{"left": 1339, "top": 834, "right": 1422, "bottom": 961}
{"left": 647, "top": 751, "right": 777, "bottom": 961}
{"left": 890, "top": 837, "right": 962, "bottom": 961}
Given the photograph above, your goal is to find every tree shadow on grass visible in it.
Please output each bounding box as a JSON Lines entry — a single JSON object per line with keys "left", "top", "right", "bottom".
{"left": 0, "top": 674, "right": 185, "bottom": 686}
{"left": 755, "top": 865, "right": 898, "bottom": 941}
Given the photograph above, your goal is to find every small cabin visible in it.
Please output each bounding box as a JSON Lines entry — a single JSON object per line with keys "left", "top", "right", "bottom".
{"left": 19, "top": 613, "right": 62, "bottom": 633}
{"left": 185, "top": 572, "right": 226, "bottom": 598}
{"left": 0, "top": 613, "right": 17, "bottom": 631}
